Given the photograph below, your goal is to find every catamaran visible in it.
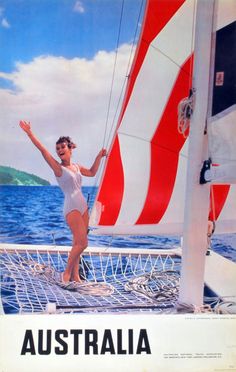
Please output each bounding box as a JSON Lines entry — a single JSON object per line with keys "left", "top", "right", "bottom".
{"left": 0, "top": 0, "right": 235, "bottom": 315}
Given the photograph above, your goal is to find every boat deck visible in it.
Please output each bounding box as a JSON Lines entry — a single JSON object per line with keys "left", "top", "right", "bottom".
{"left": 0, "top": 244, "right": 235, "bottom": 314}
{"left": 0, "top": 244, "right": 182, "bottom": 315}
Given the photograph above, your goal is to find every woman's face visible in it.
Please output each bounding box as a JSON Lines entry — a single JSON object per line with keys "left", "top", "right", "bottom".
{"left": 56, "top": 142, "right": 71, "bottom": 161}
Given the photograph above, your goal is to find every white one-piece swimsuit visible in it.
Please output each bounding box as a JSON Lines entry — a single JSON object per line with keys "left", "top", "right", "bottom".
{"left": 56, "top": 165, "right": 88, "bottom": 218}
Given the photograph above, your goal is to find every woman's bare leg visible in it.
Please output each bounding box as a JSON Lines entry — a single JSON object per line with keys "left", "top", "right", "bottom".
{"left": 63, "top": 210, "right": 88, "bottom": 282}
{"left": 70, "top": 210, "right": 89, "bottom": 282}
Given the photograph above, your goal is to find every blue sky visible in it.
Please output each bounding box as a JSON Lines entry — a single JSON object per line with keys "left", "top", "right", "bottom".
{"left": 0, "top": 0, "right": 145, "bottom": 185}
{"left": 0, "top": 0, "right": 144, "bottom": 72}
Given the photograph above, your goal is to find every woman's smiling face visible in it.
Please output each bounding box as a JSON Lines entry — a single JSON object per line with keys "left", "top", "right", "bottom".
{"left": 56, "top": 142, "right": 71, "bottom": 161}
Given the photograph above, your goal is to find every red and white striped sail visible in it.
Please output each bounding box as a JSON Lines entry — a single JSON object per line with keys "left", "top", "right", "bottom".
{"left": 90, "top": 0, "right": 236, "bottom": 235}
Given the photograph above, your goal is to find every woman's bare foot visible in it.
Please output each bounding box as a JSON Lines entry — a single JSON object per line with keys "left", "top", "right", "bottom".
{"left": 62, "top": 272, "right": 71, "bottom": 283}
{"left": 62, "top": 269, "right": 83, "bottom": 283}
{"left": 70, "top": 275, "right": 83, "bottom": 283}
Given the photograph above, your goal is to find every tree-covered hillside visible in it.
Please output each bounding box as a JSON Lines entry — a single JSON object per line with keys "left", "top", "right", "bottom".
{"left": 0, "top": 166, "right": 50, "bottom": 186}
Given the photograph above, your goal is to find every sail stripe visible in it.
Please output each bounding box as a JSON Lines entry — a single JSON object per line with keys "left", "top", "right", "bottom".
{"left": 116, "top": 0, "right": 187, "bottom": 132}
{"left": 98, "top": 137, "right": 124, "bottom": 225}
{"left": 136, "top": 57, "right": 192, "bottom": 224}
{"left": 209, "top": 185, "right": 230, "bottom": 221}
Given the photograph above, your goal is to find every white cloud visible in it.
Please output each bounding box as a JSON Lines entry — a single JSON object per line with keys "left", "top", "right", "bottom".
{"left": 1, "top": 17, "right": 10, "bottom": 28}
{"left": 0, "top": 44, "right": 135, "bottom": 185}
{"left": 73, "top": 1, "right": 85, "bottom": 14}
{"left": 0, "top": 7, "right": 11, "bottom": 29}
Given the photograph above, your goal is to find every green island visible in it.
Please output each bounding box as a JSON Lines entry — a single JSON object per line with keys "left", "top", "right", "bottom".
{"left": 0, "top": 165, "right": 50, "bottom": 186}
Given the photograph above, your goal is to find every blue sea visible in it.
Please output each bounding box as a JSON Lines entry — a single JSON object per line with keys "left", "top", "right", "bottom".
{"left": 0, "top": 185, "right": 236, "bottom": 262}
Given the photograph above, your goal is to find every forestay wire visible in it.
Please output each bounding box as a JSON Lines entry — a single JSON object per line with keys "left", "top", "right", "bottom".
{"left": 104, "top": 0, "right": 145, "bottom": 151}
{"left": 88, "top": 0, "right": 145, "bottom": 212}
{"left": 102, "top": 0, "right": 125, "bottom": 149}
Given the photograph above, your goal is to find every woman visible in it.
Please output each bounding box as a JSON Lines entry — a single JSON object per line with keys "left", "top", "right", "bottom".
{"left": 19, "top": 120, "right": 106, "bottom": 285}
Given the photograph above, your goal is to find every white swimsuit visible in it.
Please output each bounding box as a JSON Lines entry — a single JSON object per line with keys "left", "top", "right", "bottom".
{"left": 56, "top": 165, "right": 88, "bottom": 218}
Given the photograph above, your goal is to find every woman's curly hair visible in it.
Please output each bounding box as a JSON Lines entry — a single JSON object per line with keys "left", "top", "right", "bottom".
{"left": 56, "top": 136, "right": 76, "bottom": 150}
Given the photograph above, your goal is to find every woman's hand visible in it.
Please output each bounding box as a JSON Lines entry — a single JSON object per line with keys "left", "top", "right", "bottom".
{"left": 19, "top": 120, "right": 61, "bottom": 176}
{"left": 98, "top": 148, "right": 107, "bottom": 158}
{"left": 19, "top": 120, "right": 31, "bottom": 135}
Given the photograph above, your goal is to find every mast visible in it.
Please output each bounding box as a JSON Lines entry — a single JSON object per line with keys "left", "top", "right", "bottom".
{"left": 178, "top": 0, "right": 215, "bottom": 307}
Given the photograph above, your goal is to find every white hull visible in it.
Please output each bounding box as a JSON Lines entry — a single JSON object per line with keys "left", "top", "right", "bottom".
{"left": 0, "top": 243, "right": 182, "bottom": 256}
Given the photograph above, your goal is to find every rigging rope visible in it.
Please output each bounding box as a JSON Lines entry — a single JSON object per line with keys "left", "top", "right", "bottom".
{"left": 88, "top": 0, "right": 145, "bottom": 217}
{"left": 177, "top": 88, "right": 195, "bottom": 137}
{"left": 102, "top": 0, "right": 125, "bottom": 149}
{"left": 104, "top": 0, "right": 145, "bottom": 151}
{"left": 124, "top": 270, "right": 180, "bottom": 308}
{"left": 85, "top": 0, "right": 125, "bottom": 211}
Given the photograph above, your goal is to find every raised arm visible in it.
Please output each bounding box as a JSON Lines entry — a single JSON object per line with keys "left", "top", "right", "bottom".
{"left": 80, "top": 149, "right": 107, "bottom": 177}
{"left": 19, "top": 121, "right": 62, "bottom": 177}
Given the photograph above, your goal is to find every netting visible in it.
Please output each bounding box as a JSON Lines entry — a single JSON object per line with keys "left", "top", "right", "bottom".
{"left": 0, "top": 247, "right": 181, "bottom": 314}
{"left": 1, "top": 247, "right": 234, "bottom": 315}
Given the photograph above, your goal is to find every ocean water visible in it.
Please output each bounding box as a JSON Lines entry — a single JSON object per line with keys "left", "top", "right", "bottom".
{"left": 0, "top": 185, "right": 236, "bottom": 262}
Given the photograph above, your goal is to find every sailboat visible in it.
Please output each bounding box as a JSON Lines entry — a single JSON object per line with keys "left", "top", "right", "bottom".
{"left": 0, "top": 0, "right": 235, "bottom": 315}
{"left": 90, "top": 0, "right": 236, "bottom": 311}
